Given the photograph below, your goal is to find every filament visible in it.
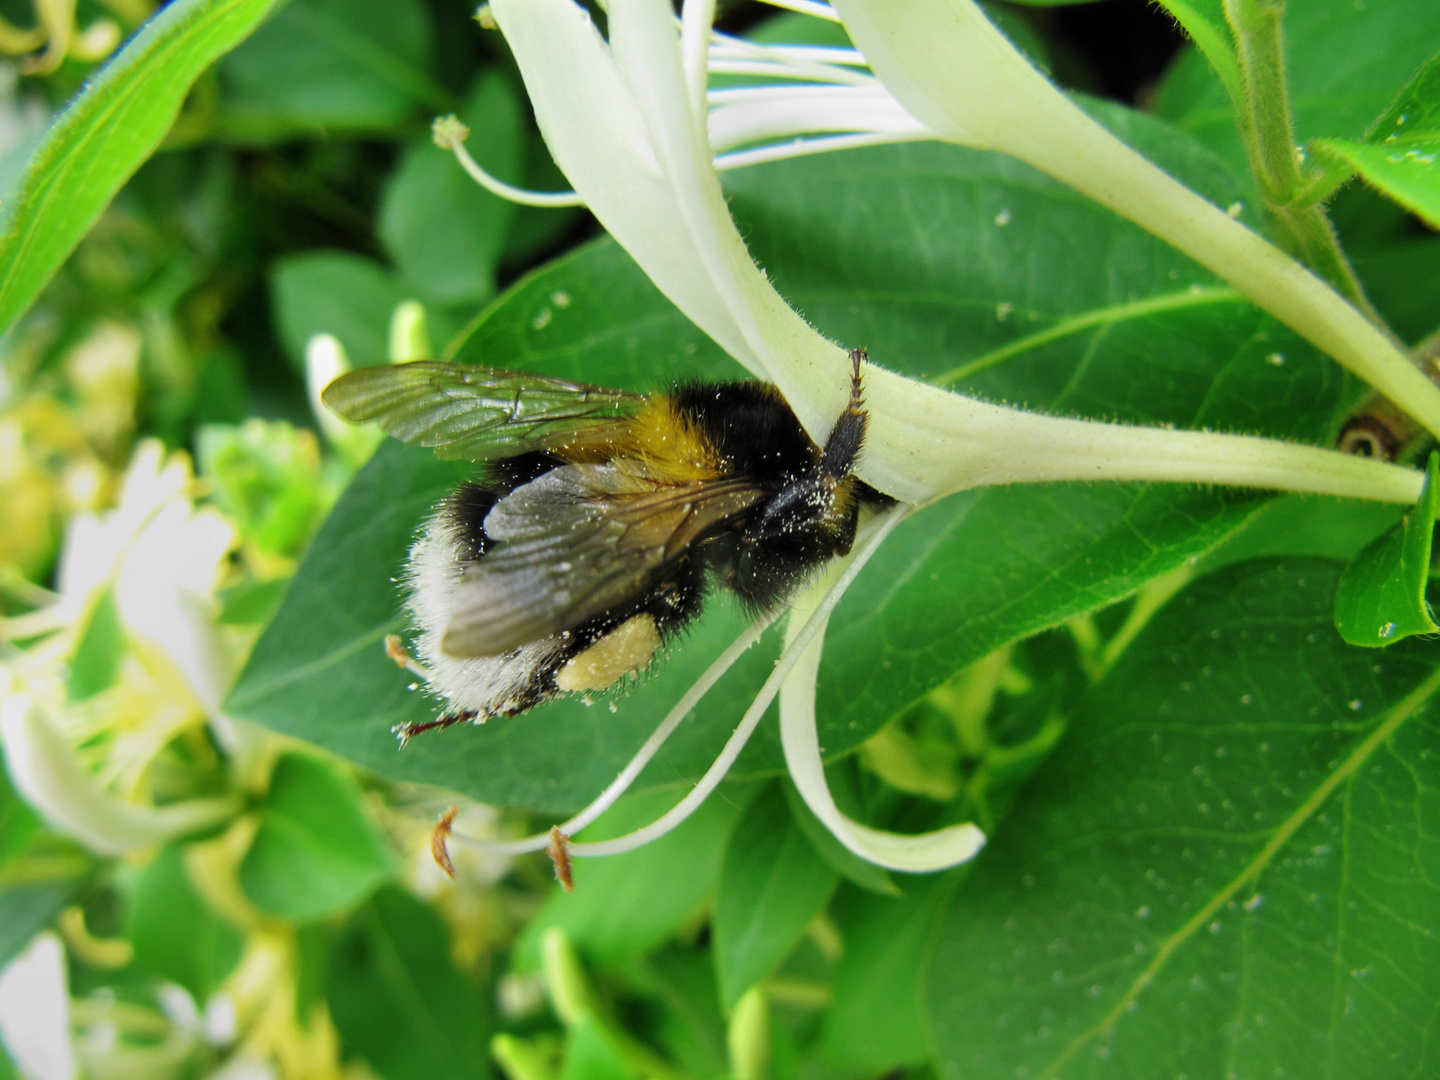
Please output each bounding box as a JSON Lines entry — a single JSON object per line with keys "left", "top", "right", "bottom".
{"left": 444, "top": 608, "right": 780, "bottom": 857}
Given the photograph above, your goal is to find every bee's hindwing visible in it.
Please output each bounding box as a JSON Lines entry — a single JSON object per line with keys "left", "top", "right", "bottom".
{"left": 441, "top": 463, "right": 765, "bottom": 657}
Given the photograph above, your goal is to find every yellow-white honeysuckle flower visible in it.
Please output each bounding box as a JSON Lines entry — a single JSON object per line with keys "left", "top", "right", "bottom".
{"left": 0, "top": 932, "right": 76, "bottom": 1080}
{"left": 0, "top": 440, "right": 243, "bottom": 855}
{"left": 434, "top": 0, "right": 1430, "bottom": 872}
{"left": 1, "top": 693, "right": 239, "bottom": 856}
{"left": 4, "top": 439, "right": 236, "bottom": 713}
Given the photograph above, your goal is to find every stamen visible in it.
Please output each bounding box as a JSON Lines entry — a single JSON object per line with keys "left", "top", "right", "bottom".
{"left": 707, "top": 41, "right": 869, "bottom": 70}
{"left": 714, "top": 132, "right": 927, "bottom": 172}
{"left": 432, "top": 115, "right": 586, "bottom": 208}
{"left": 547, "top": 826, "right": 574, "bottom": 892}
{"left": 754, "top": 0, "right": 841, "bottom": 22}
{"left": 431, "top": 806, "right": 458, "bottom": 879}
{"left": 568, "top": 506, "right": 904, "bottom": 858}
{"left": 444, "top": 609, "right": 779, "bottom": 857}
{"left": 704, "top": 59, "right": 873, "bottom": 85}
{"left": 384, "top": 634, "right": 431, "bottom": 680}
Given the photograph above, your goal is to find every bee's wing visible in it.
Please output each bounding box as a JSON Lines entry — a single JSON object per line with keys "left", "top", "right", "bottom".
{"left": 441, "top": 463, "right": 766, "bottom": 657}
{"left": 321, "top": 360, "right": 645, "bottom": 460}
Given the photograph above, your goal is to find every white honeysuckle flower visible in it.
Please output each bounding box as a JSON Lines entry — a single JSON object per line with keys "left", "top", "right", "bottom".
{"left": 0, "top": 933, "right": 76, "bottom": 1080}
{"left": 3, "top": 439, "right": 236, "bottom": 713}
{"left": 0, "top": 439, "right": 245, "bottom": 855}
{"left": 435, "top": 0, "right": 1431, "bottom": 873}
{"left": 0, "top": 694, "right": 240, "bottom": 856}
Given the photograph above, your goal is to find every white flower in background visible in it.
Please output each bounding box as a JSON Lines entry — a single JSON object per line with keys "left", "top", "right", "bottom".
{"left": 1, "top": 440, "right": 242, "bottom": 855}
{"left": 436, "top": 0, "right": 1430, "bottom": 871}
{"left": 0, "top": 932, "right": 76, "bottom": 1080}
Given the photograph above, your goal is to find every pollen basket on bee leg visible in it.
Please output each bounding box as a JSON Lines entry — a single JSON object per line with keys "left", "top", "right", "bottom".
{"left": 555, "top": 614, "right": 663, "bottom": 691}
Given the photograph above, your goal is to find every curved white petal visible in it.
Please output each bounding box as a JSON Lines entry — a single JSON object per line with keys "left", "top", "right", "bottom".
{"left": 1, "top": 695, "right": 239, "bottom": 856}
{"left": 707, "top": 84, "right": 926, "bottom": 153}
{"left": 779, "top": 563, "right": 986, "bottom": 872}
{"left": 570, "top": 506, "right": 903, "bottom": 858}
{"left": 0, "top": 933, "right": 76, "bottom": 1080}
{"left": 492, "top": 0, "right": 856, "bottom": 449}
{"left": 831, "top": 0, "right": 1440, "bottom": 441}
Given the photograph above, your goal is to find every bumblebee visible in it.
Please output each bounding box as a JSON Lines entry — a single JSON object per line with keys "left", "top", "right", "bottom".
{"left": 322, "top": 350, "right": 884, "bottom": 737}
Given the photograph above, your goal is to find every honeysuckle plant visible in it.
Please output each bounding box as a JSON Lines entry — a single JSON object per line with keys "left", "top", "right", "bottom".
{"left": 389, "top": 0, "right": 1436, "bottom": 874}
{"left": 6, "top": 0, "right": 1440, "bottom": 1075}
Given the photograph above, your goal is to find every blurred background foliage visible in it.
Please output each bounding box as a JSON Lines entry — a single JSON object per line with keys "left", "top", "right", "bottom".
{"left": 1, "top": 1, "right": 1438, "bottom": 1079}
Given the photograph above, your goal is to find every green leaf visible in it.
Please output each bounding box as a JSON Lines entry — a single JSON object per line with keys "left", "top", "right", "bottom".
{"left": 1315, "top": 52, "right": 1440, "bottom": 229}
{"left": 821, "top": 875, "right": 955, "bottom": 1071}
{"left": 65, "top": 589, "right": 124, "bottom": 703}
{"left": 0, "top": 0, "right": 281, "bottom": 337}
{"left": 238, "top": 752, "right": 394, "bottom": 920}
{"left": 217, "top": 576, "right": 291, "bottom": 626}
{"left": 218, "top": 0, "right": 444, "bottom": 142}
{"left": 515, "top": 787, "right": 745, "bottom": 969}
{"left": 559, "top": 1016, "right": 641, "bottom": 1080}
{"left": 379, "top": 72, "right": 524, "bottom": 307}
{"left": 237, "top": 130, "right": 1350, "bottom": 809}
{"left": 271, "top": 251, "right": 411, "bottom": 370}
{"left": 1151, "top": 0, "right": 1241, "bottom": 109}
{"left": 714, "top": 784, "right": 837, "bottom": 1009}
{"left": 0, "top": 883, "right": 77, "bottom": 970}
{"left": 327, "top": 885, "right": 487, "bottom": 1080}
{"left": 1334, "top": 452, "right": 1440, "bottom": 647}
{"left": 126, "top": 845, "right": 243, "bottom": 1001}
{"left": 0, "top": 765, "right": 40, "bottom": 869}
{"left": 927, "top": 558, "right": 1440, "bottom": 1079}
{"left": 780, "top": 779, "right": 898, "bottom": 897}
{"left": 1156, "top": 0, "right": 1440, "bottom": 174}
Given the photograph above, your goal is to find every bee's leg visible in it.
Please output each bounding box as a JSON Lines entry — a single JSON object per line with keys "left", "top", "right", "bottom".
{"left": 817, "top": 348, "right": 869, "bottom": 481}
{"left": 393, "top": 710, "right": 478, "bottom": 746}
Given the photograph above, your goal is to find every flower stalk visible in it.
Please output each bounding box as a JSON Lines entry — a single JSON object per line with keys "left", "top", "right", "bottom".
{"left": 1221, "top": 0, "right": 1376, "bottom": 319}
{"left": 830, "top": 0, "right": 1440, "bottom": 440}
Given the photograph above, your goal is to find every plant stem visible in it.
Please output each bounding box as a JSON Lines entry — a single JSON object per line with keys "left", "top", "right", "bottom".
{"left": 1222, "top": 0, "right": 1382, "bottom": 324}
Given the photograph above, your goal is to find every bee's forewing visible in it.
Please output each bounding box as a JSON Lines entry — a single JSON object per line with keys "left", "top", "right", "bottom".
{"left": 440, "top": 463, "right": 764, "bottom": 657}
{"left": 321, "top": 360, "right": 643, "bottom": 461}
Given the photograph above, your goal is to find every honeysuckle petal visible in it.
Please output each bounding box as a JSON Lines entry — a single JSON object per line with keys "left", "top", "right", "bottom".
{"left": 492, "top": 0, "right": 857, "bottom": 444}
{"left": 570, "top": 507, "right": 902, "bottom": 858}
{"left": 491, "top": 0, "right": 1427, "bottom": 510}
{"left": 778, "top": 518, "right": 987, "bottom": 872}
{"left": 831, "top": 0, "right": 1440, "bottom": 441}
{"left": 0, "top": 933, "right": 76, "bottom": 1080}
{"left": 113, "top": 502, "right": 235, "bottom": 715}
{"left": 706, "top": 84, "right": 925, "bottom": 153}
{"left": 1, "top": 694, "right": 240, "bottom": 856}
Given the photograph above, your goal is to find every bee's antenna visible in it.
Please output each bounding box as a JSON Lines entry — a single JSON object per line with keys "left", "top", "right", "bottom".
{"left": 820, "top": 349, "right": 870, "bottom": 480}
{"left": 847, "top": 347, "right": 867, "bottom": 414}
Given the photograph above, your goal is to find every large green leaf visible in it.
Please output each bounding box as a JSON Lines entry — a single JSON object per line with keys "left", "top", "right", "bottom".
{"left": 820, "top": 875, "right": 956, "bottom": 1072}
{"left": 238, "top": 752, "right": 394, "bottom": 920}
{"left": 378, "top": 72, "right": 524, "bottom": 307}
{"left": 232, "top": 129, "right": 1353, "bottom": 812}
{"left": 713, "top": 784, "right": 837, "bottom": 1008}
{"left": 0, "top": 0, "right": 281, "bottom": 338}
{"left": 126, "top": 845, "right": 243, "bottom": 1002}
{"left": 270, "top": 251, "right": 412, "bottom": 370}
{"left": 217, "top": 0, "right": 443, "bottom": 142}
{"left": 927, "top": 558, "right": 1440, "bottom": 1079}
{"left": 327, "top": 886, "right": 487, "bottom": 1080}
